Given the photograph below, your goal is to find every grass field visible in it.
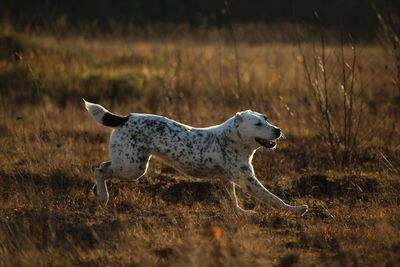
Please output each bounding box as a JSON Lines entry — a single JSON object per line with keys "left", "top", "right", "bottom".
{"left": 1, "top": 24, "right": 400, "bottom": 266}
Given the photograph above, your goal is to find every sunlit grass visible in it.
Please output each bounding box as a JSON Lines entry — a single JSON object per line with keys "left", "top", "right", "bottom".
{"left": 0, "top": 24, "right": 399, "bottom": 266}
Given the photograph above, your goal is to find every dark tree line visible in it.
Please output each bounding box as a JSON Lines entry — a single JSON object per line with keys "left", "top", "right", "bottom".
{"left": 1, "top": 0, "right": 399, "bottom": 36}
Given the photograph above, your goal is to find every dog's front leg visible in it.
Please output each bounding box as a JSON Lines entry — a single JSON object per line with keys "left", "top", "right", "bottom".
{"left": 232, "top": 183, "right": 257, "bottom": 214}
{"left": 240, "top": 175, "right": 308, "bottom": 216}
{"left": 220, "top": 178, "right": 256, "bottom": 214}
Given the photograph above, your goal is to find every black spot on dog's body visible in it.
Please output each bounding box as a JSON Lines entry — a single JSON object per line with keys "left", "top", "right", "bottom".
{"left": 240, "top": 165, "right": 249, "bottom": 172}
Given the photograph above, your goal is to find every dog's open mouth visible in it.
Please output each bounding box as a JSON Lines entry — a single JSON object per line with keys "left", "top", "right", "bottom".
{"left": 255, "top": 137, "right": 277, "bottom": 148}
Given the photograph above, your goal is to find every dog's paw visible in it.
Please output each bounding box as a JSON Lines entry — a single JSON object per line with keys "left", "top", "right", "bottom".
{"left": 236, "top": 205, "right": 257, "bottom": 215}
{"left": 97, "top": 193, "right": 109, "bottom": 208}
{"left": 293, "top": 205, "right": 308, "bottom": 216}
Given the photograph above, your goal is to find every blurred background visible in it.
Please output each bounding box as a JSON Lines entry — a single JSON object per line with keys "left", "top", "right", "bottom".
{"left": 1, "top": 1, "right": 400, "bottom": 266}
{"left": 1, "top": 0, "right": 399, "bottom": 38}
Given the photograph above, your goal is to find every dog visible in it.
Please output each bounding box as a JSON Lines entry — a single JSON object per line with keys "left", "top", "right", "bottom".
{"left": 83, "top": 99, "right": 308, "bottom": 215}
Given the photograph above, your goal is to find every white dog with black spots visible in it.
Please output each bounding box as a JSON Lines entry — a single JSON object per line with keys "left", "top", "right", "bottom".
{"left": 84, "top": 99, "right": 308, "bottom": 216}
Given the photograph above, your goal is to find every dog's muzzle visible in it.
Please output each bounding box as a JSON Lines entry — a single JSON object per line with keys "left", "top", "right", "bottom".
{"left": 255, "top": 137, "right": 277, "bottom": 148}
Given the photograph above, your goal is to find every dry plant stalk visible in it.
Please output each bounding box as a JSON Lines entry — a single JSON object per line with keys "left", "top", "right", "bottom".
{"left": 298, "top": 31, "right": 361, "bottom": 168}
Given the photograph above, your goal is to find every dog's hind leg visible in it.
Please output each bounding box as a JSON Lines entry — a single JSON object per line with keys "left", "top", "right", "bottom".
{"left": 92, "top": 161, "right": 111, "bottom": 196}
{"left": 94, "top": 161, "right": 113, "bottom": 207}
{"left": 99, "top": 161, "right": 111, "bottom": 168}
{"left": 240, "top": 176, "right": 308, "bottom": 216}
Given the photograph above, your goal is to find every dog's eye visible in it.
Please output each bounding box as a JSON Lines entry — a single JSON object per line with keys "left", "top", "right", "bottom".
{"left": 255, "top": 122, "right": 263, "bottom": 126}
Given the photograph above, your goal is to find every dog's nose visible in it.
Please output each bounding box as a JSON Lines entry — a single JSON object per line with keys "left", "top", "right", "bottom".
{"left": 274, "top": 128, "right": 281, "bottom": 137}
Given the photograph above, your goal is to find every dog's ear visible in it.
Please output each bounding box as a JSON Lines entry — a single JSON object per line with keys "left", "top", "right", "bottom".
{"left": 234, "top": 112, "right": 243, "bottom": 126}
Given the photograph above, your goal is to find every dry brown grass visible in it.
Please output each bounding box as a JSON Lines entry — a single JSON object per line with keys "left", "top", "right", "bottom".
{"left": 0, "top": 24, "right": 400, "bottom": 266}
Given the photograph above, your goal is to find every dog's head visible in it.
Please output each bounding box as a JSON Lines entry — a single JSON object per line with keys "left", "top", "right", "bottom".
{"left": 234, "top": 110, "right": 281, "bottom": 150}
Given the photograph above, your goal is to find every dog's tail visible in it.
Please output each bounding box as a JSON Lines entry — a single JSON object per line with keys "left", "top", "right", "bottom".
{"left": 83, "top": 99, "right": 130, "bottom": 128}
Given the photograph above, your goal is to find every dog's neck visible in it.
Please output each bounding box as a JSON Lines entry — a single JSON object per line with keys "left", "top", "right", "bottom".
{"left": 215, "top": 117, "right": 258, "bottom": 157}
